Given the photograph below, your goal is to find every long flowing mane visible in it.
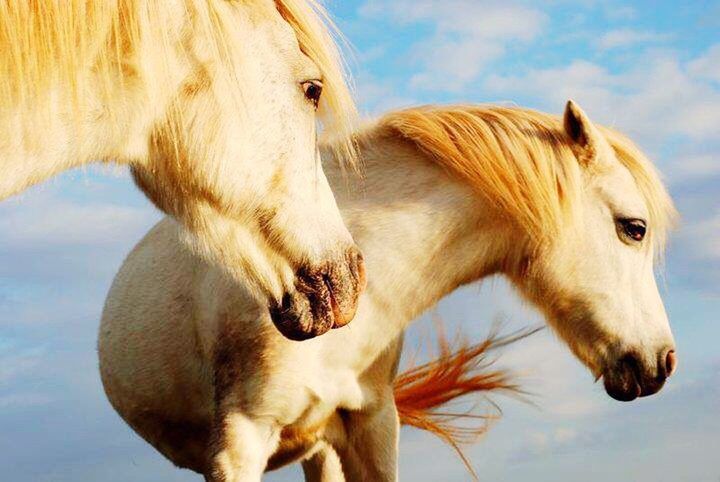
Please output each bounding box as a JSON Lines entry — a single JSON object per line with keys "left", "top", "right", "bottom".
{"left": 0, "top": 0, "right": 356, "bottom": 158}
{"left": 373, "top": 105, "right": 675, "bottom": 251}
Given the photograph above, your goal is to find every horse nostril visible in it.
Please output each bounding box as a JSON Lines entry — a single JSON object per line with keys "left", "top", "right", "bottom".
{"left": 665, "top": 349, "right": 677, "bottom": 377}
{"left": 619, "top": 353, "right": 641, "bottom": 379}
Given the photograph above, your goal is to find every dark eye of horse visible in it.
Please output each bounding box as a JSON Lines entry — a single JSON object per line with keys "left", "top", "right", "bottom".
{"left": 301, "top": 80, "right": 323, "bottom": 109}
{"left": 617, "top": 218, "right": 647, "bottom": 242}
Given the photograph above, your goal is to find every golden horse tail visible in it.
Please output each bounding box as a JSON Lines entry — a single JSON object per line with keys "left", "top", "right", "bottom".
{"left": 393, "top": 325, "right": 539, "bottom": 479}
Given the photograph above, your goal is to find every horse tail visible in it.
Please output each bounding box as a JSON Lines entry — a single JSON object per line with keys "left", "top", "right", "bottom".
{"left": 393, "top": 325, "right": 539, "bottom": 478}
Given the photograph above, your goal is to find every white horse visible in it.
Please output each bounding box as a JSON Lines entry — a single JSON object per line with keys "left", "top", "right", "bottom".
{"left": 98, "top": 101, "right": 678, "bottom": 481}
{"left": 0, "top": 0, "right": 364, "bottom": 338}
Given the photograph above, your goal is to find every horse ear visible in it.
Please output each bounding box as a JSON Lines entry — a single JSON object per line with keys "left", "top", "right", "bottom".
{"left": 563, "top": 100, "right": 607, "bottom": 166}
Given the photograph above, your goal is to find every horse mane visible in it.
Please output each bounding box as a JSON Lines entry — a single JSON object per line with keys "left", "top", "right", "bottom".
{"left": 374, "top": 105, "right": 675, "bottom": 251}
{"left": 0, "top": 0, "right": 356, "bottom": 160}
{"left": 394, "top": 325, "right": 537, "bottom": 479}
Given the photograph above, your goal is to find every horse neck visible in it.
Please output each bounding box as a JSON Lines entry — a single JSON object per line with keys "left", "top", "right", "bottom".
{"left": 323, "top": 132, "right": 523, "bottom": 332}
{"left": 0, "top": 3, "right": 189, "bottom": 200}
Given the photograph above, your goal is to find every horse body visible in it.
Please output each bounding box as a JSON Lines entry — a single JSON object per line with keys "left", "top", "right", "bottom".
{"left": 99, "top": 102, "right": 677, "bottom": 481}
{"left": 0, "top": 0, "right": 364, "bottom": 337}
{"left": 100, "top": 214, "right": 400, "bottom": 477}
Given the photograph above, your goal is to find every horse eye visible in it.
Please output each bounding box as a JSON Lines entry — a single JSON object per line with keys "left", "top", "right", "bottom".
{"left": 617, "top": 218, "right": 647, "bottom": 242}
{"left": 301, "top": 80, "right": 323, "bottom": 109}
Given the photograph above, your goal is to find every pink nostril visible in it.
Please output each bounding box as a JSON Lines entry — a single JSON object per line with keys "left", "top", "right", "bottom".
{"left": 665, "top": 350, "right": 677, "bottom": 377}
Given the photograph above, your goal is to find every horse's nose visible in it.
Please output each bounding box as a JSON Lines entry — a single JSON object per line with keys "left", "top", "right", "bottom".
{"left": 663, "top": 348, "right": 677, "bottom": 378}
{"left": 604, "top": 348, "right": 676, "bottom": 402}
{"left": 647, "top": 347, "right": 677, "bottom": 386}
{"left": 269, "top": 246, "right": 365, "bottom": 341}
{"left": 328, "top": 246, "right": 366, "bottom": 327}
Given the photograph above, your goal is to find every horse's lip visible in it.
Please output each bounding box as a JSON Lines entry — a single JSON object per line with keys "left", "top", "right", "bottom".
{"left": 638, "top": 375, "right": 667, "bottom": 398}
{"left": 269, "top": 309, "right": 326, "bottom": 341}
{"left": 268, "top": 285, "right": 341, "bottom": 341}
{"left": 602, "top": 360, "right": 643, "bottom": 402}
{"left": 323, "top": 274, "right": 342, "bottom": 329}
{"left": 604, "top": 377, "right": 641, "bottom": 402}
{"left": 268, "top": 251, "right": 363, "bottom": 340}
{"left": 268, "top": 293, "right": 326, "bottom": 341}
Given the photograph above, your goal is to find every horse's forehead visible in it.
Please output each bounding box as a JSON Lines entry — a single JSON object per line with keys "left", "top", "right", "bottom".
{"left": 245, "top": 2, "right": 321, "bottom": 70}
{"left": 592, "top": 161, "right": 647, "bottom": 214}
{"left": 241, "top": 1, "right": 299, "bottom": 44}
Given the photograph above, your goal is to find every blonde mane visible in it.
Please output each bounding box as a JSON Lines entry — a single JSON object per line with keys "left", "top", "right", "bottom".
{"left": 374, "top": 105, "right": 675, "bottom": 252}
{"left": 0, "top": 0, "right": 356, "bottom": 159}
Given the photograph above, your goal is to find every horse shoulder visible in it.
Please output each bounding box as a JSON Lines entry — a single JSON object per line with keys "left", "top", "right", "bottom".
{"left": 355, "top": 333, "right": 404, "bottom": 405}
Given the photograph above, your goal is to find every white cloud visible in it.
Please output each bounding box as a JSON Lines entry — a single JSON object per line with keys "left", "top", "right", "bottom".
{"left": 0, "top": 189, "right": 160, "bottom": 249}
{"left": 409, "top": 38, "right": 504, "bottom": 92}
{"left": 689, "top": 44, "right": 720, "bottom": 83}
{"left": 0, "top": 392, "right": 53, "bottom": 409}
{"left": 360, "top": 0, "right": 544, "bottom": 39}
{"left": 360, "top": 0, "right": 547, "bottom": 92}
{"left": 0, "top": 345, "right": 45, "bottom": 384}
{"left": 485, "top": 59, "right": 616, "bottom": 106}
{"left": 497, "top": 329, "right": 607, "bottom": 417}
{"left": 597, "top": 29, "right": 669, "bottom": 50}
{"left": 553, "top": 427, "right": 577, "bottom": 443}
{"left": 678, "top": 212, "right": 720, "bottom": 261}
{"left": 664, "top": 151, "right": 720, "bottom": 184}
{"left": 484, "top": 49, "right": 720, "bottom": 152}
{"left": 355, "top": 71, "right": 418, "bottom": 115}
{"left": 516, "top": 427, "right": 579, "bottom": 458}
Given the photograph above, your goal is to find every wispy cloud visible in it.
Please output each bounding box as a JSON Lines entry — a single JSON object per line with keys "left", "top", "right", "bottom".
{"left": 360, "top": 0, "right": 547, "bottom": 92}
{"left": 678, "top": 212, "right": 720, "bottom": 262}
{"left": 664, "top": 151, "right": 720, "bottom": 184}
{"left": 0, "top": 345, "right": 45, "bottom": 385}
{"left": 0, "top": 192, "right": 159, "bottom": 249}
{"left": 355, "top": 70, "right": 418, "bottom": 114}
{"left": 689, "top": 44, "right": 720, "bottom": 83}
{"left": 484, "top": 48, "right": 720, "bottom": 147}
{"left": 597, "top": 29, "right": 669, "bottom": 50}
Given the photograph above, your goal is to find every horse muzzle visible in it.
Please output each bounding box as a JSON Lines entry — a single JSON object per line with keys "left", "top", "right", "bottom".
{"left": 269, "top": 248, "right": 366, "bottom": 341}
{"left": 602, "top": 348, "right": 677, "bottom": 402}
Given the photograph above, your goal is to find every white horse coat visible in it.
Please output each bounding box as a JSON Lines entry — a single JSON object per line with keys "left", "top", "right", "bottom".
{"left": 99, "top": 102, "right": 677, "bottom": 481}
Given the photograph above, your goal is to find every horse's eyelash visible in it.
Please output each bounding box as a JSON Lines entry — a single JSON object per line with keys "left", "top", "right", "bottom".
{"left": 615, "top": 216, "right": 647, "bottom": 225}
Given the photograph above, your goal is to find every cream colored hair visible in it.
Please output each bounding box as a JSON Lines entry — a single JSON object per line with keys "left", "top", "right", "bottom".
{"left": 377, "top": 105, "right": 676, "bottom": 251}
{"left": 0, "top": 0, "right": 357, "bottom": 159}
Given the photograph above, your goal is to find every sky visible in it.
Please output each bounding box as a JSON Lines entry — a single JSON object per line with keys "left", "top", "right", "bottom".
{"left": 1, "top": 1, "right": 719, "bottom": 481}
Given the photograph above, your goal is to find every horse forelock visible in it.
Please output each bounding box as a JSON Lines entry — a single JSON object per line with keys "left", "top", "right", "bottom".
{"left": 372, "top": 105, "right": 675, "bottom": 255}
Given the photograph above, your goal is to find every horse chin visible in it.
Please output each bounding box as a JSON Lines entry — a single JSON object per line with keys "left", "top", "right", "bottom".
{"left": 269, "top": 249, "right": 365, "bottom": 341}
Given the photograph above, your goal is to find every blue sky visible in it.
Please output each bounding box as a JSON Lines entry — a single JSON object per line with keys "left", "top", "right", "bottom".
{"left": 1, "top": 1, "right": 719, "bottom": 481}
